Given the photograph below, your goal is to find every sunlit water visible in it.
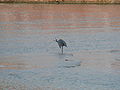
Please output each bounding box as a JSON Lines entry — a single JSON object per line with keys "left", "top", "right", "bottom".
{"left": 0, "top": 4, "right": 120, "bottom": 90}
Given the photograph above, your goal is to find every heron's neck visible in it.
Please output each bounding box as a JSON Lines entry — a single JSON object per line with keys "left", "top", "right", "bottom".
{"left": 56, "top": 39, "right": 58, "bottom": 42}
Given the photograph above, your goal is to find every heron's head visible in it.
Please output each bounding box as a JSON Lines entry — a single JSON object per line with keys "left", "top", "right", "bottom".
{"left": 54, "top": 38, "right": 58, "bottom": 42}
{"left": 55, "top": 39, "right": 58, "bottom": 42}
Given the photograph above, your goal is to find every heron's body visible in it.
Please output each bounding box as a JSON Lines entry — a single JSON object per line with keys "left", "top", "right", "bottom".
{"left": 56, "top": 39, "right": 67, "bottom": 54}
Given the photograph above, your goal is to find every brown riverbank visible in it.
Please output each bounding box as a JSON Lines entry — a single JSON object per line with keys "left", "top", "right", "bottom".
{"left": 0, "top": 0, "right": 120, "bottom": 4}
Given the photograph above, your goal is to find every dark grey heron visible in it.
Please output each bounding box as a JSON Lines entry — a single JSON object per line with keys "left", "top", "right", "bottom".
{"left": 55, "top": 39, "right": 67, "bottom": 54}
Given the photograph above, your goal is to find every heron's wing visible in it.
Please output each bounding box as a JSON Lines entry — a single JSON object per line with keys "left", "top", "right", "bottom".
{"left": 59, "top": 39, "right": 67, "bottom": 47}
{"left": 63, "top": 41, "right": 67, "bottom": 47}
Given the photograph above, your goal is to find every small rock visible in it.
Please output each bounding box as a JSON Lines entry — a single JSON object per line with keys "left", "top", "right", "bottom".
{"left": 65, "top": 59, "right": 69, "bottom": 61}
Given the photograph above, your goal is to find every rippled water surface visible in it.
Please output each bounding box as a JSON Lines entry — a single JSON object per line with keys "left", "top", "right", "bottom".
{"left": 0, "top": 4, "right": 120, "bottom": 90}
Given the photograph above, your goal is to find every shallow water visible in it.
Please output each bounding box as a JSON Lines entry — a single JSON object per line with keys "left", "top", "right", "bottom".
{"left": 0, "top": 4, "right": 120, "bottom": 90}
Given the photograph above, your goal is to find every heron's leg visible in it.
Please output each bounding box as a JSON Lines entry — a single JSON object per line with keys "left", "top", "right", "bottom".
{"left": 61, "top": 46, "right": 63, "bottom": 54}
